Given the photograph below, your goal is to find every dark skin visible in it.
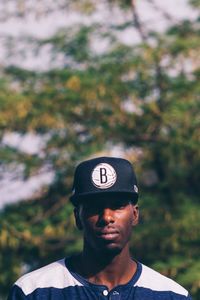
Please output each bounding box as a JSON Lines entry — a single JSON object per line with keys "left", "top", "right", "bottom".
{"left": 72, "top": 197, "right": 139, "bottom": 291}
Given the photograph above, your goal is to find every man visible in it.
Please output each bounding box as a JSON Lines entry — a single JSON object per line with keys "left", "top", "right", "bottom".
{"left": 8, "top": 156, "right": 192, "bottom": 299}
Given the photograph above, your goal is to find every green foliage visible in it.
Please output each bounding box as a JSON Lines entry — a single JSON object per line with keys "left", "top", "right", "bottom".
{"left": 0, "top": 1, "right": 200, "bottom": 299}
{"left": 190, "top": 0, "right": 200, "bottom": 8}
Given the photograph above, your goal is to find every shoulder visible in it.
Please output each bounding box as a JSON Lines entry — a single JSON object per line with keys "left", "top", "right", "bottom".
{"left": 135, "top": 263, "right": 189, "bottom": 298}
{"left": 15, "top": 258, "right": 83, "bottom": 296}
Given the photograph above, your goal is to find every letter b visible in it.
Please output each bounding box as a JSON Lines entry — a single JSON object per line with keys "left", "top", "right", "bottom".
{"left": 100, "top": 168, "right": 107, "bottom": 184}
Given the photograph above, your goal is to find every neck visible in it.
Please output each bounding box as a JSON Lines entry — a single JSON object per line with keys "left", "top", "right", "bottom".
{"left": 73, "top": 243, "right": 137, "bottom": 290}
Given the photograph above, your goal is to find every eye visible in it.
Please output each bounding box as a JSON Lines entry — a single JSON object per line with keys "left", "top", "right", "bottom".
{"left": 82, "top": 203, "right": 101, "bottom": 215}
{"left": 110, "top": 200, "right": 129, "bottom": 210}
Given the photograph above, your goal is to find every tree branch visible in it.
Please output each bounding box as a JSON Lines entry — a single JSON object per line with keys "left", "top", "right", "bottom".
{"left": 147, "top": 0, "right": 176, "bottom": 22}
{"left": 131, "top": 0, "right": 148, "bottom": 42}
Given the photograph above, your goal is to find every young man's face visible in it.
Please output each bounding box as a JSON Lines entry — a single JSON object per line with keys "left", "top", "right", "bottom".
{"left": 75, "top": 197, "right": 139, "bottom": 255}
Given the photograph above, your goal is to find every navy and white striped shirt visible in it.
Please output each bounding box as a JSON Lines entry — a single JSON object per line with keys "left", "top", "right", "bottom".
{"left": 8, "top": 258, "right": 192, "bottom": 300}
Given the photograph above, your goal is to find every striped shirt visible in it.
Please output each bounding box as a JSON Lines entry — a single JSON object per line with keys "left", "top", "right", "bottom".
{"left": 8, "top": 258, "right": 192, "bottom": 300}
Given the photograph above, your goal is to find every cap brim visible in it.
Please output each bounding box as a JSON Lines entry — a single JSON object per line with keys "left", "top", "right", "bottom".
{"left": 70, "top": 190, "right": 138, "bottom": 206}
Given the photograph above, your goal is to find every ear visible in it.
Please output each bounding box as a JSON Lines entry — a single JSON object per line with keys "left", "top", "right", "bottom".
{"left": 74, "top": 207, "right": 83, "bottom": 230}
{"left": 132, "top": 205, "right": 139, "bottom": 226}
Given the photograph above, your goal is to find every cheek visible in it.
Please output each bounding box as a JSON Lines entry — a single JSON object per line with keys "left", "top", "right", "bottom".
{"left": 81, "top": 215, "right": 98, "bottom": 233}
{"left": 119, "top": 212, "right": 134, "bottom": 235}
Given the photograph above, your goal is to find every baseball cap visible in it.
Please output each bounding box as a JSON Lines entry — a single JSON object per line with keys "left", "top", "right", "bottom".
{"left": 70, "top": 156, "right": 139, "bottom": 206}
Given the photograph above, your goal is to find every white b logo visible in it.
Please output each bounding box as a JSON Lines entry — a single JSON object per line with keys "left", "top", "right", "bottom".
{"left": 91, "top": 163, "right": 117, "bottom": 189}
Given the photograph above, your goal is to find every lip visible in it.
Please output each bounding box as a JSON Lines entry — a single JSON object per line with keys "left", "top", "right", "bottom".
{"left": 97, "top": 230, "right": 119, "bottom": 240}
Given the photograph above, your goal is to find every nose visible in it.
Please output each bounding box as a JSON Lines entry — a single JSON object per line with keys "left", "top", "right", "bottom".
{"left": 98, "top": 207, "right": 115, "bottom": 226}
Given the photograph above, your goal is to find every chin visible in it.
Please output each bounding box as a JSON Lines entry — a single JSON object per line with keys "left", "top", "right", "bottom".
{"left": 98, "top": 243, "right": 122, "bottom": 256}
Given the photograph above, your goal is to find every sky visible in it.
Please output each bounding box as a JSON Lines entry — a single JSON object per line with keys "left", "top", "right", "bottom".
{"left": 0, "top": 0, "right": 198, "bottom": 209}
{"left": 0, "top": 0, "right": 197, "bottom": 69}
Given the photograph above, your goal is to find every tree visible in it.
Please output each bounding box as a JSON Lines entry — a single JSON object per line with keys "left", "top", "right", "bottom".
{"left": 0, "top": 1, "right": 199, "bottom": 299}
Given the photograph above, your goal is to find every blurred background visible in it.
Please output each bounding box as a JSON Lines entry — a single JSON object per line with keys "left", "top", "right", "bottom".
{"left": 0, "top": 0, "right": 199, "bottom": 299}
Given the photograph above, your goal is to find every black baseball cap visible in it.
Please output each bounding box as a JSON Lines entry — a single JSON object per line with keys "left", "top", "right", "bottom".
{"left": 70, "top": 156, "right": 139, "bottom": 206}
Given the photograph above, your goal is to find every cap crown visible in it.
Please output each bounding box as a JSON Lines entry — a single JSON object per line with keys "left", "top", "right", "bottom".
{"left": 70, "top": 156, "right": 138, "bottom": 206}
